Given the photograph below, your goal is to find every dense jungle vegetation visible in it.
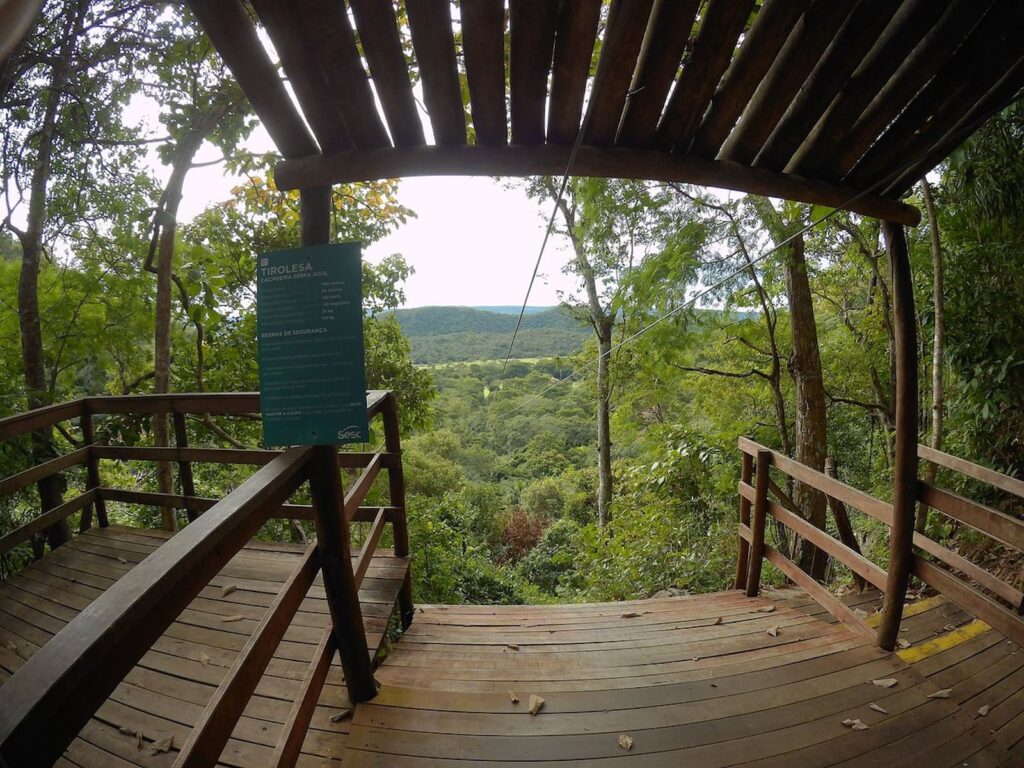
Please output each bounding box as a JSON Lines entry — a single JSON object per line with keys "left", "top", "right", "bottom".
{"left": 2, "top": 2, "right": 1024, "bottom": 608}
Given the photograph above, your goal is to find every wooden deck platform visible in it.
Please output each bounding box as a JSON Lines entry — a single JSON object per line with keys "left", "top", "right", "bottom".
{"left": 0, "top": 526, "right": 410, "bottom": 767}
{"left": 2, "top": 528, "right": 1024, "bottom": 766}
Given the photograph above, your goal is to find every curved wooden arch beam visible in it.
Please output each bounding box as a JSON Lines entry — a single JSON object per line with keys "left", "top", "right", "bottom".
{"left": 274, "top": 145, "right": 921, "bottom": 226}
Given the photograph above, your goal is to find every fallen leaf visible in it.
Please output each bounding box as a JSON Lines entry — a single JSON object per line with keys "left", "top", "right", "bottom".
{"left": 897, "top": 639, "right": 911, "bottom": 649}
{"left": 757, "top": 605, "right": 776, "bottom": 613}
{"left": 712, "top": 617, "right": 723, "bottom": 625}
{"left": 136, "top": 731, "right": 143, "bottom": 750}
{"left": 872, "top": 678, "right": 898, "bottom": 689}
{"left": 221, "top": 584, "right": 237, "bottom": 598}
{"left": 854, "top": 608, "right": 870, "bottom": 619}
{"left": 4, "top": 640, "right": 16, "bottom": 652}
{"left": 690, "top": 656, "right": 700, "bottom": 662}
{"left": 505, "top": 643, "right": 520, "bottom": 651}
{"left": 199, "top": 651, "right": 211, "bottom": 667}
{"left": 150, "top": 735, "right": 173, "bottom": 755}
{"left": 117, "top": 725, "right": 135, "bottom": 736}
{"left": 978, "top": 705, "right": 991, "bottom": 717}
{"left": 509, "top": 690, "right": 519, "bottom": 704}
{"left": 621, "top": 612, "right": 642, "bottom": 619}
{"left": 926, "top": 688, "right": 952, "bottom": 699}
{"left": 842, "top": 718, "right": 869, "bottom": 730}
{"left": 329, "top": 709, "right": 352, "bottom": 723}
{"left": 116, "top": 557, "right": 128, "bottom": 564}
{"left": 942, "top": 623, "right": 957, "bottom": 632}
{"left": 869, "top": 703, "right": 889, "bottom": 715}
{"left": 529, "top": 694, "right": 545, "bottom": 716}
{"left": 618, "top": 734, "right": 633, "bottom": 751}
{"left": 222, "top": 614, "right": 244, "bottom": 623}
{"left": 767, "top": 625, "right": 779, "bottom": 637}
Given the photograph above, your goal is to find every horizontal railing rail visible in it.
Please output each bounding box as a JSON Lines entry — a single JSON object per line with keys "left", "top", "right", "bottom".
{"left": 737, "top": 437, "right": 1024, "bottom": 651}
{"left": 0, "top": 390, "right": 411, "bottom": 768}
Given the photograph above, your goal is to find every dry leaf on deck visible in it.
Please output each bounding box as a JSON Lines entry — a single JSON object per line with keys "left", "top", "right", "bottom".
{"left": 528, "top": 695, "right": 545, "bottom": 716}
{"left": 897, "top": 639, "right": 911, "bottom": 649}
{"left": 926, "top": 688, "right": 952, "bottom": 699}
{"left": 618, "top": 734, "right": 633, "bottom": 751}
{"left": 509, "top": 690, "right": 519, "bottom": 704}
{"left": 199, "top": 651, "right": 211, "bottom": 667}
{"left": 712, "top": 617, "right": 723, "bottom": 625}
{"left": 842, "top": 718, "right": 869, "bottom": 730}
{"left": 757, "top": 605, "right": 776, "bottom": 613}
{"left": 330, "top": 709, "right": 352, "bottom": 723}
{"left": 871, "top": 678, "right": 898, "bottom": 689}
{"left": 505, "top": 643, "right": 520, "bottom": 651}
{"left": 978, "top": 705, "right": 991, "bottom": 717}
{"left": 854, "top": 608, "right": 870, "bottom": 619}
{"left": 222, "top": 614, "right": 244, "bottom": 623}
{"left": 621, "top": 612, "right": 642, "bottom": 619}
{"left": 4, "top": 640, "right": 16, "bottom": 652}
{"left": 116, "top": 557, "right": 128, "bottom": 564}
{"left": 868, "top": 703, "right": 888, "bottom": 715}
{"left": 136, "top": 731, "right": 143, "bottom": 750}
{"left": 221, "top": 584, "right": 237, "bottom": 598}
{"left": 150, "top": 735, "right": 173, "bottom": 755}
{"left": 767, "top": 625, "right": 779, "bottom": 637}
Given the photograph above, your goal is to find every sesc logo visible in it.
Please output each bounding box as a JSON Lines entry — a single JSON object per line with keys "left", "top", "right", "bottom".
{"left": 336, "top": 426, "right": 363, "bottom": 441}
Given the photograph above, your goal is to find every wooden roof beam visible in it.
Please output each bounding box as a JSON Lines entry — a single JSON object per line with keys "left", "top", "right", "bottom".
{"left": 509, "top": 0, "right": 558, "bottom": 145}
{"left": 274, "top": 144, "right": 921, "bottom": 226}
{"left": 405, "top": 0, "right": 466, "bottom": 146}
{"left": 786, "top": 0, "right": 949, "bottom": 178}
{"left": 293, "top": 0, "right": 391, "bottom": 149}
{"left": 461, "top": 0, "right": 507, "bottom": 146}
{"left": 250, "top": 0, "right": 354, "bottom": 153}
{"left": 348, "top": 0, "right": 425, "bottom": 147}
{"left": 717, "top": 0, "right": 857, "bottom": 166}
{"left": 846, "top": 0, "right": 1024, "bottom": 188}
{"left": 823, "top": 0, "right": 996, "bottom": 180}
{"left": 655, "top": 0, "right": 756, "bottom": 152}
{"left": 547, "top": 0, "right": 602, "bottom": 145}
{"left": 689, "top": 0, "right": 812, "bottom": 158}
{"left": 754, "top": 0, "right": 902, "bottom": 172}
{"left": 185, "top": 0, "right": 318, "bottom": 159}
{"left": 583, "top": 0, "right": 656, "bottom": 146}
{"left": 616, "top": 0, "right": 701, "bottom": 148}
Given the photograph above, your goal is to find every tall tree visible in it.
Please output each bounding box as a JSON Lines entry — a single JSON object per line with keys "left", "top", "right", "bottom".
{"left": 140, "top": 9, "right": 253, "bottom": 529}
{"left": 1, "top": 0, "right": 155, "bottom": 547}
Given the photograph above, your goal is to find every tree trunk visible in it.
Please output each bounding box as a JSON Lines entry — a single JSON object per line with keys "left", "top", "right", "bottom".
{"left": 916, "top": 177, "right": 944, "bottom": 534}
{"left": 595, "top": 318, "right": 614, "bottom": 527}
{"left": 149, "top": 127, "right": 210, "bottom": 532}
{"left": 784, "top": 233, "right": 829, "bottom": 580}
{"left": 15, "top": 1, "right": 86, "bottom": 550}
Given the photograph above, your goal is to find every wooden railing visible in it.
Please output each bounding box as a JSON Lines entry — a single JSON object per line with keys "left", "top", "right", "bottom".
{"left": 736, "top": 436, "right": 1024, "bottom": 650}
{"left": 0, "top": 390, "right": 412, "bottom": 768}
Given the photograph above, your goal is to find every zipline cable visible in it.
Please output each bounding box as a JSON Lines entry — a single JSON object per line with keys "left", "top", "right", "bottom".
{"left": 497, "top": 87, "right": 603, "bottom": 387}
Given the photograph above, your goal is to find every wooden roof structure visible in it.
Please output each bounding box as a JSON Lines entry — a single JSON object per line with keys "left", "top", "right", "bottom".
{"left": 187, "top": 0, "right": 1024, "bottom": 227}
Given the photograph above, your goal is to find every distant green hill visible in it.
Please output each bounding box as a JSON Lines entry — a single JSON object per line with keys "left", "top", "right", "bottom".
{"left": 390, "top": 306, "right": 589, "bottom": 363}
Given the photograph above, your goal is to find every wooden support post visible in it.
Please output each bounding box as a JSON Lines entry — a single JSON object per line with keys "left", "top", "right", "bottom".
{"left": 381, "top": 392, "right": 414, "bottom": 628}
{"left": 308, "top": 444, "right": 377, "bottom": 702}
{"left": 745, "top": 449, "right": 772, "bottom": 597}
{"left": 173, "top": 412, "right": 198, "bottom": 522}
{"left": 825, "top": 457, "right": 866, "bottom": 592}
{"left": 733, "top": 451, "right": 753, "bottom": 590}
{"left": 79, "top": 402, "right": 107, "bottom": 530}
{"left": 300, "top": 182, "right": 376, "bottom": 701}
{"left": 877, "top": 221, "right": 919, "bottom": 651}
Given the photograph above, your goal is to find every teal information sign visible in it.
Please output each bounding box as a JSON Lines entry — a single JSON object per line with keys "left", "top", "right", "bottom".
{"left": 256, "top": 243, "right": 369, "bottom": 446}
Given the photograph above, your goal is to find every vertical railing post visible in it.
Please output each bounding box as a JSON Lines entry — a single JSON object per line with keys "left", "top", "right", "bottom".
{"left": 878, "top": 221, "right": 919, "bottom": 651}
{"left": 308, "top": 447, "right": 378, "bottom": 702}
{"left": 79, "top": 401, "right": 107, "bottom": 530}
{"left": 825, "top": 457, "right": 866, "bottom": 592}
{"left": 745, "top": 449, "right": 772, "bottom": 597}
{"left": 381, "top": 392, "right": 414, "bottom": 628}
{"left": 733, "top": 450, "right": 754, "bottom": 589}
{"left": 299, "top": 183, "right": 376, "bottom": 701}
{"left": 173, "top": 411, "right": 198, "bottom": 522}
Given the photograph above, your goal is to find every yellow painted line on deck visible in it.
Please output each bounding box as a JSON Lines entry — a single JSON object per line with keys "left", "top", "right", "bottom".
{"left": 864, "top": 594, "right": 949, "bottom": 628}
{"left": 897, "top": 619, "right": 991, "bottom": 663}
